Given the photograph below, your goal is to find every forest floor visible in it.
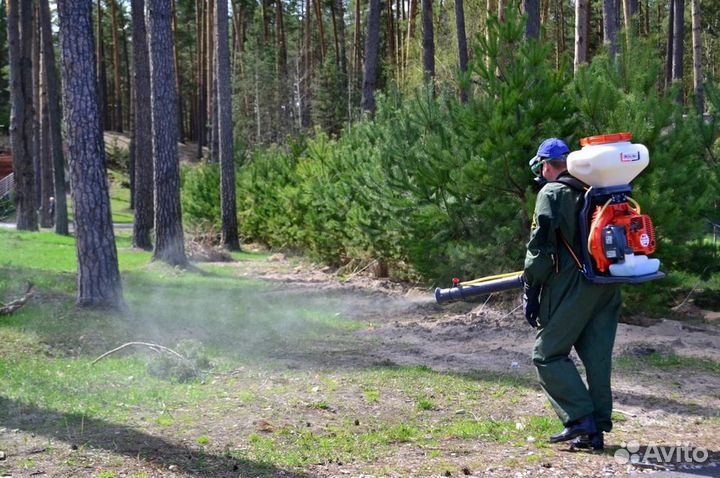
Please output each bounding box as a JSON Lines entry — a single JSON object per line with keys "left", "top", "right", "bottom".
{"left": 1, "top": 230, "right": 720, "bottom": 478}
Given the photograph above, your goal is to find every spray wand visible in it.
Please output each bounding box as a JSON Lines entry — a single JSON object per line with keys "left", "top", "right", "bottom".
{"left": 434, "top": 272, "right": 524, "bottom": 303}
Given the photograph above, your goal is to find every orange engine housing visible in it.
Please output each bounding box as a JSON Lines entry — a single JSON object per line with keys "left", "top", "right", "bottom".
{"left": 590, "top": 202, "right": 656, "bottom": 272}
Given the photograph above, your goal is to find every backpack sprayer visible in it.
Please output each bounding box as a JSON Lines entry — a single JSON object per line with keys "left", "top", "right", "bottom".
{"left": 435, "top": 133, "right": 665, "bottom": 303}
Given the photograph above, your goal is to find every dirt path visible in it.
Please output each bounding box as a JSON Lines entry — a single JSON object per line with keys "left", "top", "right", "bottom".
{"left": 218, "top": 255, "right": 720, "bottom": 475}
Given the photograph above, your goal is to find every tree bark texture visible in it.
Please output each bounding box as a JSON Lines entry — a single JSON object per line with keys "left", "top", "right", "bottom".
{"left": 171, "top": 0, "right": 184, "bottom": 142}
{"left": 146, "top": 0, "right": 187, "bottom": 266}
{"left": 110, "top": 0, "right": 123, "bottom": 132}
{"left": 603, "top": 0, "right": 620, "bottom": 61}
{"left": 57, "top": 0, "right": 124, "bottom": 308}
{"left": 574, "top": 0, "right": 589, "bottom": 72}
{"left": 38, "top": 21, "right": 54, "bottom": 229}
{"left": 691, "top": 0, "right": 703, "bottom": 111}
{"left": 361, "top": 0, "right": 381, "bottom": 114}
{"left": 121, "top": 12, "right": 132, "bottom": 134}
{"left": 523, "top": 0, "right": 540, "bottom": 40}
{"left": 131, "top": 0, "right": 153, "bottom": 250}
{"left": 671, "top": 0, "right": 684, "bottom": 87}
{"left": 96, "top": 0, "right": 109, "bottom": 130}
{"left": 215, "top": 0, "right": 240, "bottom": 250}
{"left": 207, "top": 0, "right": 217, "bottom": 161}
{"left": 301, "top": 0, "right": 313, "bottom": 127}
{"left": 421, "top": 0, "right": 435, "bottom": 80}
{"left": 315, "top": 0, "right": 328, "bottom": 63}
{"left": 195, "top": 0, "right": 206, "bottom": 158}
{"left": 32, "top": 1, "right": 44, "bottom": 221}
{"left": 406, "top": 0, "right": 417, "bottom": 68}
{"left": 39, "top": 0, "right": 69, "bottom": 235}
{"left": 454, "top": 0, "right": 468, "bottom": 103}
{"left": 8, "top": 0, "right": 38, "bottom": 231}
{"left": 665, "top": 0, "right": 674, "bottom": 89}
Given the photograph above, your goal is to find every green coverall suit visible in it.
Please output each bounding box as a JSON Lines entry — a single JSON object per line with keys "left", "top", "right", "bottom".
{"left": 523, "top": 175, "right": 622, "bottom": 433}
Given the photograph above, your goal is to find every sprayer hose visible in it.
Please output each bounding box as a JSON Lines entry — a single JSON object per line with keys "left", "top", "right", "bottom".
{"left": 460, "top": 271, "right": 524, "bottom": 286}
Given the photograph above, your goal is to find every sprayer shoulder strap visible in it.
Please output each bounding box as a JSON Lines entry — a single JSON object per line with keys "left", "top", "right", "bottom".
{"left": 551, "top": 175, "right": 589, "bottom": 193}
{"left": 551, "top": 175, "right": 588, "bottom": 274}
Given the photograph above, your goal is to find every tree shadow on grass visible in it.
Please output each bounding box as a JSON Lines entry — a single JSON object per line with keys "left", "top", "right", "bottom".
{"left": 613, "top": 389, "right": 720, "bottom": 419}
{"left": 0, "top": 395, "right": 311, "bottom": 478}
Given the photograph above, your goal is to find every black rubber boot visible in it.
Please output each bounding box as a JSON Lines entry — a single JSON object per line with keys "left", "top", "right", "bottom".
{"left": 569, "top": 432, "right": 604, "bottom": 451}
{"left": 548, "top": 415, "right": 597, "bottom": 443}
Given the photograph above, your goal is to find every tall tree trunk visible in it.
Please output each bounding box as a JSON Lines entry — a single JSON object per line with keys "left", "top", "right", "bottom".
{"left": 353, "top": 0, "right": 362, "bottom": 78}
{"left": 8, "top": 0, "right": 38, "bottom": 231}
{"left": 215, "top": 0, "right": 240, "bottom": 250}
{"left": 37, "top": 6, "right": 53, "bottom": 230}
{"left": 334, "top": 0, "right": 348, "bottom": 77}
{"left": 454, "top": 0, "right": 468, "bottom": 102}
{"left": 122, "top": 13, "right": 133, "bottom": 199}
{"left": 574, "top": 0, "right": 589, "bottom": 72}
{"left": 524, "top": 0, "right": 540, "bottom": 39}
{"left": 131, "top": 0, "right": 153, "bottom": 250}
{"left": 671, "top": 0, "right": 684, "bottom": 102}
{"left": 196, "top": 0, "right": 205, "bottom": 158}
{"left": 110, "top": 0, "right": 123, "bottom": 132}
{"left": 32, "top": 0, "right": 43, "bottom": 220}
{"left": 330, "top": 0, "right": 340, "bottom": 68}
{"left": 261, "top": 0, "right": 270, "bottom": 44}
{"left": 57, "top": 0, "right": 124, "bottom": 308}
{"left": 603, "top": 0, "right": 620, "bottom": 62}
{"left": 690, "top": 0, "right": 703, "bottom": 112}
{"left": 121, "top": 11, "right": 132, "bottom": 134}
{"left": 147, "top": 0, "right": 187, "bottom": 266}
{"left": 207, "top": 0, "right": 217, "bottom": 161}
{"left": 96, "top": 0, "right": 110, "bottom": 130}
{"left": 40, "top": 48, "right": 54, "bottom": 229}
{"left": 39, "top": 0, "right": 69, "bottom": 235}
{"left": 406, "top": 0, "right": 418, "bottom": 68}
{"left": 385, "top": 0, "right": 396, "bottom": 68}
{"left": 421, "top": 0, "right": 435, "bottom": 80}
{"left": 172, "top": 0, "right": 184, "bottom": 143}
{"left": 276, "top": 0, "right": 289, "bottom": 134}
{"left": 301, "top": 0, "right": 313, "bottom": 127}
{"left": 361, "top": 0, "right": 381, "bottom": 113}
{"left": 315, "top": 0, "right": 328, "bottom": 63}
{"left": 665, "top": 0, "right": 674, "bottom": 90}
{"left": 396, "top": 0, "right": 402, "bottom": 74}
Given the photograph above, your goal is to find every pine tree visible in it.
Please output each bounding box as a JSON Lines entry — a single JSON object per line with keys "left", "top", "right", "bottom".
{"left": 147, "top": 0, "right": 187, "bottom": 266}
{"left": 131, "top": 0, "right": 154, "bottom": 250}
{"left": 215, "top": 0, "right": 240, "bottom": 250}
{"left": 8, "top": 0, "right": 38, "bottom": 231}
{"left": 57, "top": 0, "right": 124, "bottom": 308}
{"left": 39, "top": 0, "right": 69, "bottom": 235}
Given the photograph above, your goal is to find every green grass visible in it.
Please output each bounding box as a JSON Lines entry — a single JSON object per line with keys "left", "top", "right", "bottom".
{"left": 108, "top": 182, "right": 134, "bottom": 224}
{"left": 65, "top": 176, "right": 135, "bottom": 226}
{"left": 616, "top": 352, "right": 720, "bottom": 373}
{"left": 0, "top": 228, "right": 592, "bottom": 476}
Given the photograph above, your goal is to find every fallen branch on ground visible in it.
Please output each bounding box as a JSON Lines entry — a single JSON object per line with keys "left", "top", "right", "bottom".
{"left": 0, "top": 282, "right": 34, "bottom": 316}
{"left": 91, "top": 342, "right": 187, "bottom": 365}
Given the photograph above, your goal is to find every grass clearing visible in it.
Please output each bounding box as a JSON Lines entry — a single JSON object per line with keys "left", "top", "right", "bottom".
{"left": 3, "top": 228, "right": 719, "bottom": 477}
{"left": 616, "top": 352, "right": 720, "bottom": 373}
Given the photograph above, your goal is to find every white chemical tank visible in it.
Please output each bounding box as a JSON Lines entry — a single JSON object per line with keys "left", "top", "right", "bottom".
{"left": 567, "top": 133, "right": 649, "bottom": 188}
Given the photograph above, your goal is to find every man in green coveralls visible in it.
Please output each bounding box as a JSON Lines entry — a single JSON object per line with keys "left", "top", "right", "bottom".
{"left": 523, "top": 138, "right": 622, "bottom": 451}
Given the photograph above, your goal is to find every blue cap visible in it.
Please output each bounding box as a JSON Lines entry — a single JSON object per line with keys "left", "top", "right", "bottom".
{"left": 529, "top": 138, "right": 570, "bottom": 174}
